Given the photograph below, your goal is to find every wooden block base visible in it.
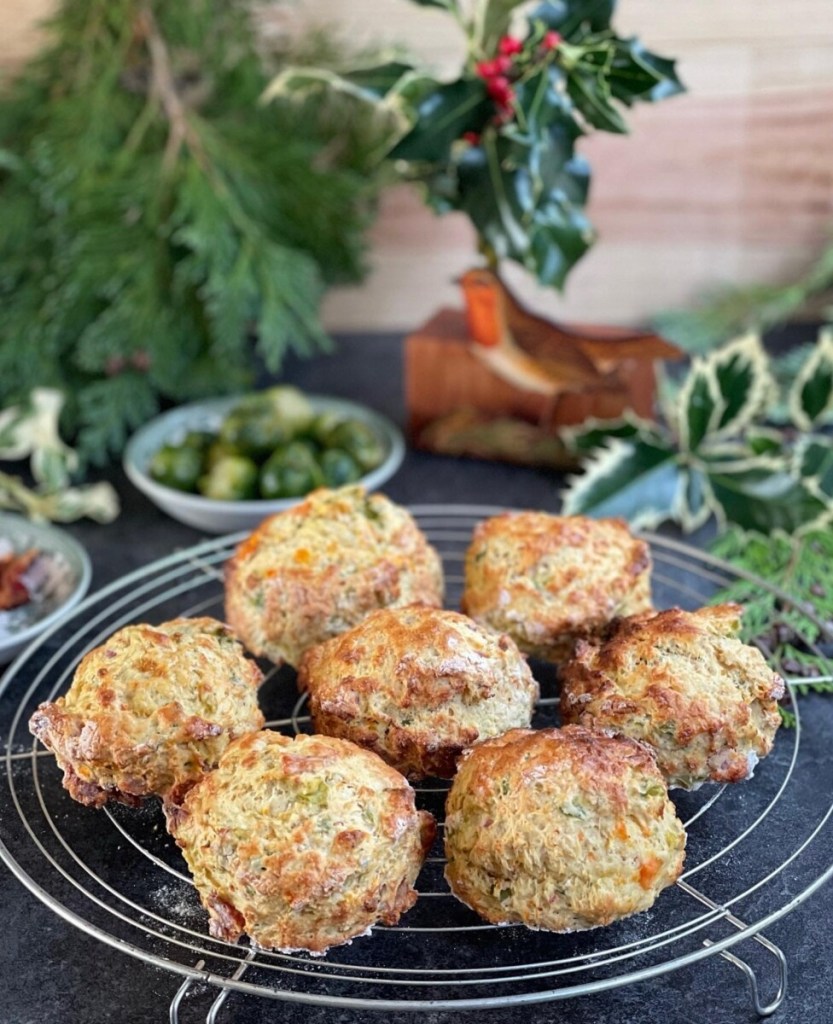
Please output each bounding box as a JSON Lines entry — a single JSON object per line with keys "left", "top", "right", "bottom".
{"left": 405, "top": 309, "right": 664, "bottom": 464}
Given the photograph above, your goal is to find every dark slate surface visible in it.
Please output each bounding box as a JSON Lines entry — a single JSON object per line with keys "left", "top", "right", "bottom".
{"left": 1, "top": 334, "right": 831, "bottom": 1024}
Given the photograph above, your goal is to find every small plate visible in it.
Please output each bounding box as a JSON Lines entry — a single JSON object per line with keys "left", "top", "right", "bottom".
{"left": 0, "top": 513, "right": 92, "bottom": 666}
{"left": 123, "top": 395, "right": 406, "bottom": 534}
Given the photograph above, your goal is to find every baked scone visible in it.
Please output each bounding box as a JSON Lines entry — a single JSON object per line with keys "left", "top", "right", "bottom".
{"left": 29, "top": 618, "right": 264, "bottom": 808}
{"left": 225, "top": 485, "right": 444, "bottom": 667}
{"left": 165, "top": 731, "right": 436, "bottom": 953}
{"left": 444, "top": 726, "right": 685, "bottom": 932}
{"left": 461, "top": 511, "right": 651, "bottom": 662}
{"left": 560, "top": 604, "right": 785, "bottom": 789}
{"left": 297, "top": 606, "right": 539, "bottom": 779}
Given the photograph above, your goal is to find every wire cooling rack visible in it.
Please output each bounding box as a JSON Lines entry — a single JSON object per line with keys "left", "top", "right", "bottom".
{"left": 1, "top": 506, "right": 832, "bottom": 1020}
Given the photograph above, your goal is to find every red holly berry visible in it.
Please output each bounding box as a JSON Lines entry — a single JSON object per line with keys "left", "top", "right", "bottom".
{"left": 462, "top": 131, "right": 481, "bottom": 145}
{"left": 542, "top": 30, "right": 562, "bottom": 50}
{"left": 498, "top": 36, "right": 523, "bottom": 57}
{"left": 476, "top": 56, "right": 513, "bottom": 78}
{"left": 486, "top": 76, "right": 514, "bottom": 106}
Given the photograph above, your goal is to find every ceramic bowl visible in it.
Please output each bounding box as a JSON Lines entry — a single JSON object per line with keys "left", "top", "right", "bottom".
{"left": 123, "top": 394, "right": 406, "bottom": 534}
{"left": 0, "top": 513, "right": 92, "bottom": 666}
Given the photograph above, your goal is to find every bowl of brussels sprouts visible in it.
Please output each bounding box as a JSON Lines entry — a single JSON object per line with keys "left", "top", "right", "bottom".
{"left": 123, "top": 389, "right": 406, "bottom": 533}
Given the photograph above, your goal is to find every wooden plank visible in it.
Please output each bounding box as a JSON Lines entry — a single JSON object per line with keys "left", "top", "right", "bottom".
{"left": 586, "top": 89, "right": 833, "bottom": 246}
{"left": 0, "top": 0, "right": 52, "bottom": 78}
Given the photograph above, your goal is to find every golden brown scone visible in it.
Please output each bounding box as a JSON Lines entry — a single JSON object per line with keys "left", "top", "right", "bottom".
{"left": 225, "top": 485, "right": 444, "bottom": 667}
{"left": 297, "top": 607, "right": 539, "bottom": 779}
{"left": 560, "top": 604, "right": 785, "bottom": 789}
{"left": 444, "top": 726, "right": 685, "bottom": 932}
{"left": 461, "top": 511, "right": 651, "bottom": 662}
{"left": 29, "top": 618, "right": 264, "bottom": 808}
{"left": 165, "top": 731, "right": 436, "bottom": 953}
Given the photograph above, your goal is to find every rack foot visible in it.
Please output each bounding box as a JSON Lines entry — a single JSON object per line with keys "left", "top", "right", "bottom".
{"left": 168, "top": 953, "right": 254, "bottom": 1024}
{"left": 678, "top": 879, "right": 787, "bottom": 1016}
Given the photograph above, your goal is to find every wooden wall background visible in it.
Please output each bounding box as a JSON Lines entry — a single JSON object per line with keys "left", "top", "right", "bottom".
{"left": 3, "top": 0, "right": 833, "bottom": 331}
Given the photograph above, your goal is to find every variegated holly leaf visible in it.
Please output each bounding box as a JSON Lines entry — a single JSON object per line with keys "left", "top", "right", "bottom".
{"left": 789, "top": 326, "right": 833, "bottom": 430}
{"left": 560, "top": 411, "right": 666, "bottom": 453}
{"left": 709, "top": 331, "right": 773, "bottom": 436}
{"left": 675, "top": 357, "right": 721, "bottom": 452}
{"left": 793, "top": 435, "right": 833, "bottom": 499}
{"left": 674, "top": 332, "right": 772, "bottom": 451}
{"left": 673, "top": 464, "right": 714, "bottom": 532}
{"left": 474, "top": 0, "right": 529, "bottom": 56}
{"left": 561, "top": 437, "right": 680, "bottom": 527}
{"left": 704, "top": 456, "right": 831, "bottom": 535}
{"left": 745, "top": 427, "right": 784, "bottom": 457}
{"left": 261, "top": 65, "right": 418, "bottom": 166}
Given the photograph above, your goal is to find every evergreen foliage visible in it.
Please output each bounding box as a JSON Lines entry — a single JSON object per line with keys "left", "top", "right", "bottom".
{"left": 0, "top": 0, "right": 374, "bottom": 463}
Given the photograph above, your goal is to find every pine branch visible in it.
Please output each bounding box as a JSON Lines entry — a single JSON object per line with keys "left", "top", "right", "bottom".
{"left": 137, "top": 5, "right": 203, "bottom": 172}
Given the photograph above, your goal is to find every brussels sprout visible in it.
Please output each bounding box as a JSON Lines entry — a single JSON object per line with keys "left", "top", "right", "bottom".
{"left": 319, "top": 448, "right": 362, "bottom": 487}
{"left": 149, "top": 444, "right": 203, "bottom": 492}
{"left": 181, "top": 430, "right": 215, "bottom": 453}
{"left": 307, "top": 410, "right": 345, "bottom": 446}
{"left": 205, "top": 439, "right": 243, "bottom": 470}
{"left": 218, "top": 409, "right": 293, "bottom": 458}
{"left": 260, "top": 441, "right": 324, "bottom": 499}
{"left": 198, "top": 455, "right": 259, "bottom": 500}
{"left": 260, "top": 386, "right": 314, "bottom": 434}
{"left": 323, "top": 419, "right": 385, "bottom": 472}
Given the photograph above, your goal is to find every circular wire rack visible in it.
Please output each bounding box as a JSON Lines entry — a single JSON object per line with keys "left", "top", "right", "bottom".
{"left": 1, "top": 505, "right": 832, "bottom": 1015}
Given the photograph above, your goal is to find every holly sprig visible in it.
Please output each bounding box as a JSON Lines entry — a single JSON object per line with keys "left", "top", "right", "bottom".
{"left": 266, "top": 0, "right": 683, "bottom": 289}
{"left": 561, "top": 327, "right": 833, "bottom": 536}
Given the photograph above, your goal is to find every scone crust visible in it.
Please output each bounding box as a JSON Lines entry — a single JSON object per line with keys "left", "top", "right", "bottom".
{"left": 461, "top": 512, "right": 651, "bottom": 662}
{"left": 165, "top": 731, "right": 436, "bottom": 953}
{"left": 29, "top": 618, "right": 264, "bottom": 807}
{"left": 560, "top": 603, "right": 785, "bottom": 789}
{"left": 444, "top": 726, "right": 685, "bottom": 931}
{"left": 225, "top": 485, "right": 444, "bottom": 667}
{"left": 298, "top": 606, "right": 539, "bottom": 779}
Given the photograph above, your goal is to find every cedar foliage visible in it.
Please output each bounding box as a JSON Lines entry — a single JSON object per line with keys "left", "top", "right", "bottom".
{"left": 0, "top": 0, "right": 374, "bottom": 463}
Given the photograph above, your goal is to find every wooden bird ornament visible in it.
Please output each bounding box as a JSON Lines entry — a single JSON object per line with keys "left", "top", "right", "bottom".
{"left": 460, "top": 268, "right": 681, "bottom": 395}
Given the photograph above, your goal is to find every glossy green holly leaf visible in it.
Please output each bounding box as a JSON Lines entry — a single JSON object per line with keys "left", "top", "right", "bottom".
{"left": 390, "top": 78, "right": 491, "bottom": 163}
{"left": 608, "top": 38, "right": 685, "bottom": 105}
{"left": 561, "top": 437, "right": 681, "bottom": 527}
{"left": 706, "top": 458, "right": 831, "bottom": 535}
{"left": 535, "top": 0, "right": 615, "bottom": 36}
{"left": 567, "top": 68, "right": 628, "bottom": 134}
{"left": 512, "top": 66, "right": 576, "bottom": 134}
{"left": 409, "top": 0, "right": 458, "bottom": 8}
{"left": 527, "top": 200, "right": 595, "bottom": 285}
{"left": 453, "top": 131, "right": 593, "bottom": 287}
{"left": 528, "top": 1, "right": 569, "bottom": 30}
{"left": 789, "top": 326, "right": 833, "bottom": 429}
